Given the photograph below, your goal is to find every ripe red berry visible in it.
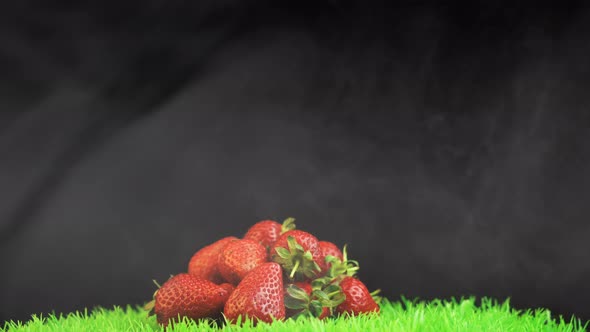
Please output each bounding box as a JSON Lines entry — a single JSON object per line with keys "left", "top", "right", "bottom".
{"left": 319, "top": 241, "right": 343, "bottom": 262}
{"left": 224, "top": 262, "right": 285, "bottom": 324}
{"left": 154, "top": 274, "right": 230, "bottom": 327}
{"left": 335, "top": 277, "right": 380, "bottom": 316}
{"left": 219, "top": 283, "right": 235, "bottom": 296}
{"left": 188, "top": 237, "right": 237, "bottom": 284}
{"left": 243, "top": 218, "right": 296, "bottom": 249}
{"left": 218, "top": 239, "right": 268, "bottom": 285}
{"left": 318, "top": 241, "right": 343, "bottom": 275}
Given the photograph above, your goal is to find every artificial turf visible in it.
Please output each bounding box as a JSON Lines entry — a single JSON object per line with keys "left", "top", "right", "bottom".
{"left": 2, "top": 297, "right": 588, "bottom": 332}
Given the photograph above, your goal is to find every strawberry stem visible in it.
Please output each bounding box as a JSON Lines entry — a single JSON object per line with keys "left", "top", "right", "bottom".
{"left": 143, "top": 299, "right": 155, "bottom": 311}
{"left": 290, "top": 259, "right": 301, "bottom": 279}
{"left": 152, "top": 279, "right": 162, "bottom": 289}
{"left": 370, "top": 289, "right": 381, "bottom": 296}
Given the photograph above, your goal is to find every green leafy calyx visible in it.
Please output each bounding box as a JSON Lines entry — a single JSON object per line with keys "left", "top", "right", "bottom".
{"left": 273, "top": 236, "right": 321, "bottom": 280}
{"left": 284, "top": 283, "right": 345, "bottom": 319}
{"left": 281, "top": 217, "right": 297, "bottom": 234}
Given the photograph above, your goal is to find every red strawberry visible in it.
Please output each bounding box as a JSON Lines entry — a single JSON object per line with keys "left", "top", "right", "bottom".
{"left": 218, "top": 239, "right": 268, "bottom": 285}
{"left": 271, "top": 230, "right": 325, "bottom": 281}
{"left": 224, "top": 262, "right": 286, "bottom": 324}
{"left": 243, "top": 217, "right": 296, "bottom": 249}
{"left": 153, "top": 274, "right": 230, "bottom": 327}
{"left": 318, "top": 241, "right": 343, "bottom": 275}
{"left": 335, "top": 277, "right": 380, "bottom": 316}
{"left": 284, "top": 282, "right": 331, "bottom": 319}
{"left": 319, "top": 241, "right": 343, "bottom": 262}
{"left": 293, "top": 281, "right": 312, "bottom": 293}
{"left": 219, "top": 283, "right": 235, "bottom": 296}
{"left": 188, "top": 236, "right": 237, "bottom": 284}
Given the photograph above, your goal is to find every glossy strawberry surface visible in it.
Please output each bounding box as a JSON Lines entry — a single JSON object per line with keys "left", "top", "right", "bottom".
{"left": 319, "top": 241, "right": 343, "bottom": 261}
{"left": 224, "top": 262, "right": 286, "bottom": 324}
{"left": 244, "top": 220, "right": 282, "bottom": 248}
{"left": 335, "top": 277, "right": 380, "bottom": 315}
{"left": 218, "top": 239, "right": 268, "bottom": 285}
{"left": 188, "top": 236, "right": 237, "bottom": 284}
{"left": 154, "top": 274, "right": 230, "bottom": 326}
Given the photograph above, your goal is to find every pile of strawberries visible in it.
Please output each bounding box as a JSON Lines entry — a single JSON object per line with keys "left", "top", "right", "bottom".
{"left": 145, "top": 218, "right": 381, "bottom": 327}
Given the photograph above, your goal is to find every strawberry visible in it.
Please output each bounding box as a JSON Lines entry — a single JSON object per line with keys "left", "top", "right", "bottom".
{"left": 318, "top": 241, "right": 343, "bottom": 275}
{"left": 224, "top": 262, "right": 286, "bottom": 324}
{"left": 293, "top": 281, "right": 312, "bottom": 294}
{"left": 219, "top": 283, "right": 235, "bottom": 296}
{"left": 335, "top": 277, "right": 380, "bottom": 316}
{"left": 152, "top": 273, "right": 230, "bottom": 327}
{"left": 188, "top": 236, "right": 237, "bottom": 284}
{"left": 243, "top": 217, "right": 296, "bottom": 249}
{"left": 271, "top": 230, "right": 325, "bottom": 281}
{"left": 218, "top": 239, "right": 268, "bottom": 285}
{"left": 319, "top": 241, "right": 343, "bottom": 262}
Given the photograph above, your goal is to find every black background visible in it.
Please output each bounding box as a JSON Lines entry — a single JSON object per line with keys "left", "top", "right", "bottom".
{"left": 1, "top": 0, "right": 590, "bottom": 325}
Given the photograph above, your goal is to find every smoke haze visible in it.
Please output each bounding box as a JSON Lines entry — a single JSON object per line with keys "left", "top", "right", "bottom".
{"left": 1, "top": 0, "right": 589, "bottom": 324}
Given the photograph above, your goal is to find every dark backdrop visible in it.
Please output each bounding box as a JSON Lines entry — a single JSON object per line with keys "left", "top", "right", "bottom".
{"left": 1, "top": 0, "right": 590, "bottom": 324}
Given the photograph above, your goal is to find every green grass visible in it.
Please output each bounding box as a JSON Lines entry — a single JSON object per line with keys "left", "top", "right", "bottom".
{"left": 2, "top": 297, "right": 588, "bottom": 332}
